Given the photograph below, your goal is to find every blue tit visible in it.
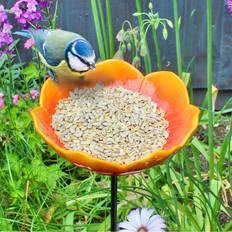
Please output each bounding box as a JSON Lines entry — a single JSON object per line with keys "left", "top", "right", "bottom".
{"left": 15, "top": 29, "right": 96, "bottom": 82}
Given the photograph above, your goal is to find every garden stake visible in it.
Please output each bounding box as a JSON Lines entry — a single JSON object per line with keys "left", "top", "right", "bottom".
{"left": 111, "top": 176, "right": 117, "bottom": 231}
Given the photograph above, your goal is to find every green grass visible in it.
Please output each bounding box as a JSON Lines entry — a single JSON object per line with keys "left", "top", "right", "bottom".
{"left": 0, "top": 100, "right": 231, "bottom": 231}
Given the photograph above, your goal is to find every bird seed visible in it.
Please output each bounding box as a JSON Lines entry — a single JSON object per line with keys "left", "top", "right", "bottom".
{"left": 51, "top": 85, "right": 169, "bottom": 164}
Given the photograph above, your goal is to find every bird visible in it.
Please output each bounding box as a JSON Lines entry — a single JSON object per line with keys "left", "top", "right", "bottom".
{"left": 15, "top": 29, "right": 96, "bottom": 83}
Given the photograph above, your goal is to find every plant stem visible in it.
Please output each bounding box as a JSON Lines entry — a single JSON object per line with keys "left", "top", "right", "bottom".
{"left": 51, "top": 0, "right": 59, "bottom": 29}
{"left": 135, "top": 0, "right": 152, "bottom": 73}
{"left": 97, "top": 0, "right": 109, "bottom": 58}
{"left": 173, "top": 0, "right": 182, "bottom": 78}
{"left": 91, "top": 0, "right": 106, "bottom": 60}
{"left": 206, "top": 0, "right": 214, "bottom": 180}
{"left": 151, "top": 24, "right": 162, "bottom": 70}
{"left": 106, "top": 0, "right": 115, "bottom": 58}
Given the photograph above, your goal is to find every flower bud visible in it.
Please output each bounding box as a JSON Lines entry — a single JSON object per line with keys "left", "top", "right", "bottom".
{"left": 149, "top": 2, "right": 153, "bottom": 11}
{"left": 113, "top": 50, "right": 124, "bottom": 59}
{"left": 116, "top": 29, "right": 124, "bottom": 42}
{"left": 132, "top": 56, "right": 141, "bottom": 68}
{"left": 140, "top": 44, "right": 147, "bottom": 57}
{"left": 127, "top": 42, "right": 132, "bottom": 51}
{"left": 121, "top": 43, "right": 127, "bottom": 53}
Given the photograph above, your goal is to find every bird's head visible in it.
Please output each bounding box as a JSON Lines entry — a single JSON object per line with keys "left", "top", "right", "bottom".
{"left": 65, "top": 39, "right": 96, "bottom": 73}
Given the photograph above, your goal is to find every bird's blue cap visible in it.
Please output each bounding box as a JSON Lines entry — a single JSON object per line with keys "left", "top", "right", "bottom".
{"left": 74, "top": 39, "right": 94, "bottom": 57}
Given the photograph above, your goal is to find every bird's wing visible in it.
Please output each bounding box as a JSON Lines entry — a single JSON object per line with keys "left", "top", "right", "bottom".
{"left": 44, "top": 30, "right": 84, "bottom": 66}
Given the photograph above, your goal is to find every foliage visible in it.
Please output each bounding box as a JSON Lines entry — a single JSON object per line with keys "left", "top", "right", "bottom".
{"left": 0, "top": 0, "right": 231, "bottom": 231}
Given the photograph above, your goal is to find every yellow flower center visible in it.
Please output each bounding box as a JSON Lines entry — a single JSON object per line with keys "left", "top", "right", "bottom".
{"left": 138, "top": 227, "right": 148, "bottom": 232}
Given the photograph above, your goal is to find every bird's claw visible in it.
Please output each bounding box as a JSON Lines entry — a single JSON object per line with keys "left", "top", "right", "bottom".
{"left": 48, "top": 69, "right": 59, "bottom": 83}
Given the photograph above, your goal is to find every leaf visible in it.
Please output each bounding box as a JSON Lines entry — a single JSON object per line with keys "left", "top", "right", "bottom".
{"left": 162, "top": 26, "right": 168, "bottom": 40}
{"left": 167, "top": 19, "right": 173, "bottom": 28}
{"left": 64, "top": 212, "right": 74, "bottom": 232}
{"left": 66, "top": 192, "right": 108, "bottom": 207}
{"left": 133, "top": 12, "right": 141, "bottom": 16}
{"left": 190, "top": 9, "right": 196, "bottom": 19}
{"left": 217, "top": 118, "right": 232, "bottom": 175}
{"left": 191, "top": 137, "right": 209, "bottom": 162}
{"left": 182, "top": 72, "right": 191, "bottom": 87}
{"left": 0, "top": 54, "right": 7, "bottom": 68}
{"left": 212, "top": 85, "right": 218, "bottom": 112}
{"left": 8, "top": 39, "right": 20, "bottom": 50}
{"left": 193, "top": 186, "right": 204, "bottom": 228}
{"left": 44, "top": 205, "right": 58, "bottom": 224}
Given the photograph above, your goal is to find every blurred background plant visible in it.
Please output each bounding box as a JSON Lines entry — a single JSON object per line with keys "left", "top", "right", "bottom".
{"left": 0, "top": 0, "right": 231, "bottom": 231}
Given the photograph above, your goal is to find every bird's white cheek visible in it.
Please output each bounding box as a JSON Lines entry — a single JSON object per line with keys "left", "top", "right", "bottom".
{"left": 68, "top": 52, "right": 88, "bottom": 72}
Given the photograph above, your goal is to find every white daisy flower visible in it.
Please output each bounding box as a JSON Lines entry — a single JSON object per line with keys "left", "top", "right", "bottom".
{"left": 119, "top": 208, "right": 166, "bottom": 232}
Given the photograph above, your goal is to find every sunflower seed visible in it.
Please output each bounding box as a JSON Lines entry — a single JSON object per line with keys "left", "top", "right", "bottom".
{"left": 51, "top": 85, "right": 169, "bottom": 164}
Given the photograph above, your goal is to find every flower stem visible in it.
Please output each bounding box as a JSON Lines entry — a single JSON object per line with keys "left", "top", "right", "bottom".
{"left": 173, "top": 0, "right": 182, "bottom": 78}
{"left": 151, "top": 24, "right": 162, "bottom": 70}
{"left": 51, "top": 0, "right": 59, "bottom": 29}
{"left": 135, "top": 0, "right": 152, "bottom": 73}
{"left": 206, "top": 0, "right": 214, "bottom": 180}
{"left": 106, "top": 0, "right": 115, "bottom": 58}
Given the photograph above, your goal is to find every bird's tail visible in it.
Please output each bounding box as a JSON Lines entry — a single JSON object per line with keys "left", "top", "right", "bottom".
{"left": 14, "top": 30, "right": 31, "bottom": 38}
{"left": 14, "top": 29, "right": 49, "bottom": 56}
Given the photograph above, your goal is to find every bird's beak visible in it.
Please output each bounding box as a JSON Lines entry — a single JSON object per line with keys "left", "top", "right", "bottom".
{"left": 89, "top": 64, "right": 96, "bottom": 70}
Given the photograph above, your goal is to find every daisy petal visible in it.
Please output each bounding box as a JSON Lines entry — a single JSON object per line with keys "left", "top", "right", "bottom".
{"left": 119, "top": 221, "right": 137, "bottom": 231}
{"left": 127, "top": 208, "right": 141, "bottom": 228}
{"left": 148, "top": 228, "right": 166, "bottom": 232}
{"left": 140, "top": 208, "right": 155, "bottom": 226}
{"left": 118, "top": 230, "right": 132, "bottom": 232}
{"left": 147, "top": 215, "right": 166, "bottom": 230}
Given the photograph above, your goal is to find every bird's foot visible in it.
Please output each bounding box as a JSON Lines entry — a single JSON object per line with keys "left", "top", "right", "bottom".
{"left": 48, "top": 69, "right": 59, "bottom": 83}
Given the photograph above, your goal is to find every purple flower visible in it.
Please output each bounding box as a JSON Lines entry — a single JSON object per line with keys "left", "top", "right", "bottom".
{"left": 226, "top": 0, "right": 232, "bottom": 15}
{"left": 11, "top": 0, "right": 51, "bottom": 29}
{"left": 0, "top": 5, "right": 7, "bottom": 23}
{"left": 0, "top": 4, "right": 14, "bottom": 57}
{"left": 11, "top": 0, "right": 42, "bottom": 29}
{"left": 36, "top": 0, "right": 51, "bottom": 8}
{"left": 119, "top": 208, "right": 166, "bottom": 232}
{"left": 12, "top": 94, "right": 20, "bottom": 105}
{"left": 30, "top": 89, "right": 39, "bottom": 99}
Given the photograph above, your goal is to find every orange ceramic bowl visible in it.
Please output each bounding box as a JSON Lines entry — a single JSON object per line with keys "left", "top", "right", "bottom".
{"left": 31, "top": 59, "right": 200, "bottom": 176}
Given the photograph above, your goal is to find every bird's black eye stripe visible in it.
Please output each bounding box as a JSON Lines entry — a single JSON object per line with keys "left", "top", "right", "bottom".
{"left": 70, "top": 50, "right": 90, "bottom": 67}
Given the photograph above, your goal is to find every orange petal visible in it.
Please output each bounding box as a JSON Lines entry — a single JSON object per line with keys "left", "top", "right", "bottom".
{"left": 141, "top": 71, "right": 189, "bottom": 118}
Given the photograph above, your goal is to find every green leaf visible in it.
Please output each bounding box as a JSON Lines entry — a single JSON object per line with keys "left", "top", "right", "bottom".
{"left": 182, "top": 72, "right": 191, "bottom": 87}
{"left": 217, "top": 117, "right": 232, "bottom": 175}
{"left": 190, "top": 9, "right": 196, "bottom": 19}
{"left": 133, "top": 12, "right": 141, "bottom": 16}
{"left": 191, "top": 137, "right": 209, "bottom": 161}
{"left": 64, "top": 212, "right": 74, "bottom": 232}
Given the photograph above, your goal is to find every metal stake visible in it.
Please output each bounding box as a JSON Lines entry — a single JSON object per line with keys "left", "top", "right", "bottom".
{"left": 111, "top": 176, "right": 117, "bottom": 231}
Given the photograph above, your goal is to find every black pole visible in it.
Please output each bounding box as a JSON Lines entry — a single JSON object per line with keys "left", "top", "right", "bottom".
{"left": 111, "top": 176, "right": 117, "bottom": 231}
